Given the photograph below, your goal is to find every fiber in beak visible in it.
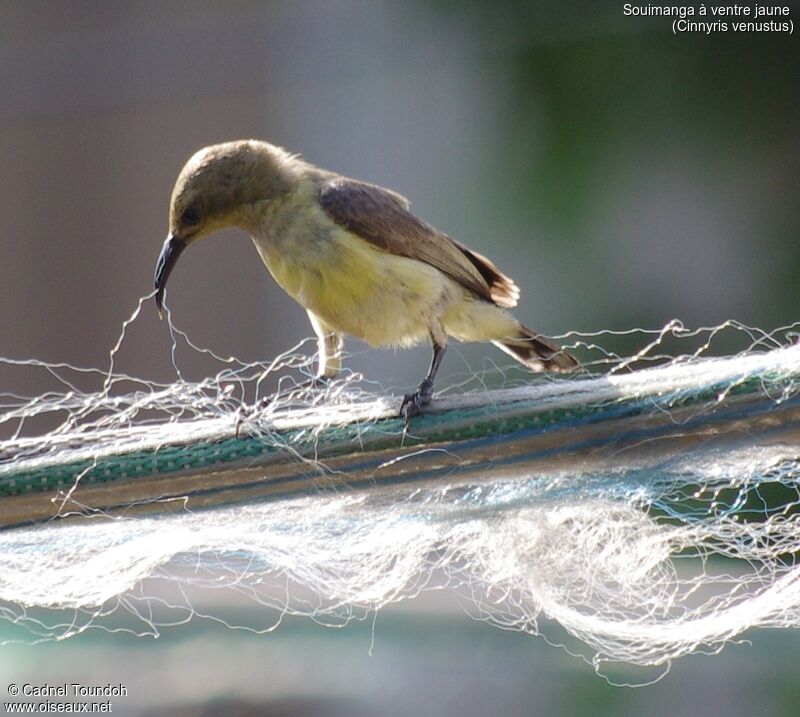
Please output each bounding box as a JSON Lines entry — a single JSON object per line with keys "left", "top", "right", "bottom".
{"left": 154, "top": 234, "right": 187, "bottom": 319}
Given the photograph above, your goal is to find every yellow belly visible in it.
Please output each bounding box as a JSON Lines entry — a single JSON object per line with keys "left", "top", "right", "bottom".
{"left": 252, "top": 227, "right": 451, "bottom": 347}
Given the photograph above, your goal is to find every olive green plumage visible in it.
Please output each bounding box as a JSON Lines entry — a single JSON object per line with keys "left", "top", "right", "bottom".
{"left": 155, "top": 140, "right": 577, "bottom": 419}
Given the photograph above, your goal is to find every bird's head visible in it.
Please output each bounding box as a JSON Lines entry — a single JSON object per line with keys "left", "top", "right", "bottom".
{"left": 154, "top": 140, "right": 298, "bottom": 318}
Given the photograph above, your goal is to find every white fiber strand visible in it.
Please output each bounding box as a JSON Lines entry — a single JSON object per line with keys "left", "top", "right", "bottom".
{"left": 0, "top": 314, "right": 798, "bottom": 675}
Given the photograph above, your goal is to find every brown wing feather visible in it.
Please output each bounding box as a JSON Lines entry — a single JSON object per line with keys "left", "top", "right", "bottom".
{"left": 320, "top": 179, "right": 519, "bottom": 308}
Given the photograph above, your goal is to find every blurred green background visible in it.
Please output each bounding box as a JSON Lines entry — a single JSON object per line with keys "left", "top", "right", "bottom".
{"left": 2, "top": 0, "right": 798, "bottom": 388}
{"left": 0, "top": 1, "right": 798, "bottom": 715}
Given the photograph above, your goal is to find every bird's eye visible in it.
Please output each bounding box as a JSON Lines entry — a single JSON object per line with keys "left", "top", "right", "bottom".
{"left": 180, "top": 204, "right": 202, "bottom": 227}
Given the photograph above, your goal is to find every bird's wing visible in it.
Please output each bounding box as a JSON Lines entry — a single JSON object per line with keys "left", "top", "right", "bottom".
{"left": 319, "top": 179, "right": 519, "bottom": 308}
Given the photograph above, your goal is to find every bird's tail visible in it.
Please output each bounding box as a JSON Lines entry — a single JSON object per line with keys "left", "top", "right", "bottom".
{"left": 493, "top": 325, "right": 579, "bottom": 373}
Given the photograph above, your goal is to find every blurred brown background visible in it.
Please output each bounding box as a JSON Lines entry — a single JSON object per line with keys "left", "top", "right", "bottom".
{"left": 2, "top": 0, "right": 798, "bottom": 391}
{"left": 1, "top": 1, "right": 799, "bottom": 715}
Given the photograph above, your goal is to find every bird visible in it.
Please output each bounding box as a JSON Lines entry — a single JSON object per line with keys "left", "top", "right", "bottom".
{"left": 154, "top": 140, "right": 578, "bottom": 421}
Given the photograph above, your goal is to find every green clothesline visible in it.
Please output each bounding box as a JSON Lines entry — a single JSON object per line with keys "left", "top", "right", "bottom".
{"left": 1, "top": 353, "right": 798, "bottom": 529}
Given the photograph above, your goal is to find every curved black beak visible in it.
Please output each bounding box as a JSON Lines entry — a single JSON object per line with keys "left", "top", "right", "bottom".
{"left": 154, "top": 234, "right": 187, "bottom": 319}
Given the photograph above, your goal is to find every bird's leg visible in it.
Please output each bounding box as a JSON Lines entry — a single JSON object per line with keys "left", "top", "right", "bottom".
{"left": 268, "top": 330, "right": 342, "bottom": 400}
{"left": 317, "top": 330, "right": 344, "bottom": 381}
{"left": 308, "top": 311, "right": 343, "bottom": 380}
{"left": 400, "top": 338, "right": 447, "bottom": 422}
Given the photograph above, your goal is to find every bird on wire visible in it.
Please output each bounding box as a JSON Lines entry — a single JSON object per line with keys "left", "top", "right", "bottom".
{"left": 154, "top": 140, "right": 578, "bottom": 421}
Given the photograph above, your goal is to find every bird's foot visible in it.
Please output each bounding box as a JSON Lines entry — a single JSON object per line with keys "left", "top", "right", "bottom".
{"left": 235, "top": 376, "right": 330, "bottom": 437}
{"left": 399, "top": 379, "right": 434, "bottom": 423}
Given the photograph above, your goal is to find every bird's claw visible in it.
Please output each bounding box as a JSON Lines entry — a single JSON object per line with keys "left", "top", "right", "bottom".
{"left": 400, "top": 391, "right": 425, "bottom": 423}
{"left": 235, "top": 401, "right": 264, "bottom": 439}
{"left": 399, "top": 379, "right": 434, "bottom": 424}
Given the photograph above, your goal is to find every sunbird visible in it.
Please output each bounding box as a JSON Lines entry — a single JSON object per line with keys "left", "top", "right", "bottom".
{"left": 154, "top": 140, "right": 578, "bottom": 419}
